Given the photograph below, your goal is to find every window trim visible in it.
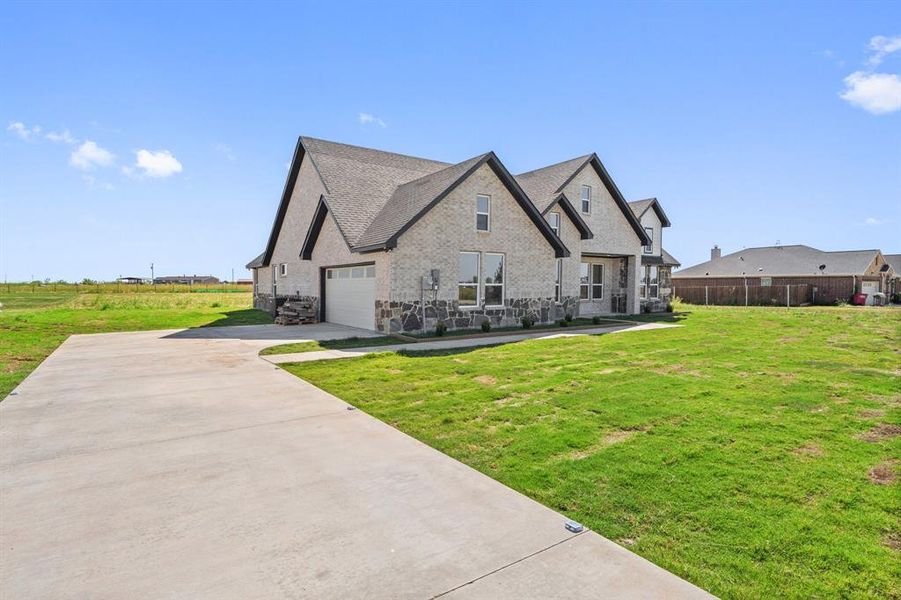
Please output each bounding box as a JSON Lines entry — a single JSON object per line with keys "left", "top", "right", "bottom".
{"left": 458, "top": 251, "right": 481, "bottom": 308}
{"left": 548, "top": 211, "right": 560, "bottom": 237}
{"left": 643, "top": 227, "right": 654, "bottom": 254}
{"left": 483, "top": 252, "right": 505, "bottom": 308}
{"left": 591, "top": 263, "right": 604, "bottom": 300}
{"left": 279, "top": 263, "right": 288, "bottom": 277}
{"left": 580, "top": 185, "right": 591, "bottom": 214}
{"left": 476, "top": 194, "right": 491, "bottom": 232}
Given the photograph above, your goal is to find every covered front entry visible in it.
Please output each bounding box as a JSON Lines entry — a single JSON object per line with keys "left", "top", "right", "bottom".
{"left": 579, "top": 255, "right": 630, "bottom": 315}
{"left": 324, "top": 264, "right": 376, "bottom": 330}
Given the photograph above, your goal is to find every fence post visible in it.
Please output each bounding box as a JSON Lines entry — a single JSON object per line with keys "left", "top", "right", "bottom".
{"left": 745, "top": 284, "right": 748, "bottom": 306}
{"left": 705, "top": 286, "right": 709, "bottom": 306}
{"left": 786, "top": 285, "right": 790, "bottom": 308}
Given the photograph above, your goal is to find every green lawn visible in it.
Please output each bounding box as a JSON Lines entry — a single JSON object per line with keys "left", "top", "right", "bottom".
{"left": 0, "top": 290, "right": 270, "bottom": 398}
{"left": 284, "top": 306, "right": 901, "bottom": 599}
{"left": 259, "top": 335, "right": 401, "bottom": 355}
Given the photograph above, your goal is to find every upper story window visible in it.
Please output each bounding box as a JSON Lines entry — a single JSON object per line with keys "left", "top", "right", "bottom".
{"left": 458, "top": 252, "right": 480, "bottom": 306}
{"left": 279, "top": 263, "right": 288, "bottom": 277}
{"left": 548, "top": 212, "right": 560, "bottom": 237}
{"left": 476, "top": 194, "right": 490, "bottom": 231}
{"left": 643, "top": 227, "right": 654, "bottom": 254}
{"left": 580, "top": 185, "right": 591, "bottom": 213}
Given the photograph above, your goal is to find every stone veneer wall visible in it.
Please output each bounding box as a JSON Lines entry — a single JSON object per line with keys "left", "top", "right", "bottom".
{"left": 377, "top": 296, "right": 579, "bottom": 333}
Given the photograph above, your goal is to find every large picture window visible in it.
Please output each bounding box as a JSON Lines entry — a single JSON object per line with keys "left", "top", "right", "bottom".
{"left": 458, "top": 252, "right": 480, "bottom": 306}
{"left": 580, "top": 262, "right": 604, "bottom": 300}
{"left": 640, "top": 265, "right": 659, "bottom": 299}
{"left": 476, "top": 195, "right": 490, "bottom": 231}
{"left": 483, "top": 253, "right": 505, "bottom": 306}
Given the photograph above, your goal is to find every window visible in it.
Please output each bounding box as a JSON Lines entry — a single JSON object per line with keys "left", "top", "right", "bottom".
{"left": 580, "top": 263, "right": 590, "bottom": 300}
{"left": 639, "top": 267, "right": 647, "bottom": 299}
{"left": 365, "top": 265, "right": 376, "bottom": 278}
{"left": 648, "top": 265, "right": 659, "bottom": 298}
{"left": 476, "top": 194, "right": 490, "bottom": 231}
{"left": 643, "top": 227, "right": 654, "bottom": 254}
{"left": 279, "top": 263, "right": 287, "bottom": 277}
{"left": 554, "top": 259, "right": 563, "bottom": 301}
{"left": 580, "top": 185, "right": 591, "bottom": 213}
{"left": 458, "top": 252, "right": 480, "bottom": 306}
{"left": 484, "top": 253, "right": 504, "bottom": 306}
{"left": 351, "top": 267, "right": 364, "bottom": 278}
{"left": 580, "top": 262, "right": 604, "bottom": 300}
{"left": 592, "top": 264, "right": 604, "bottom": 299}
{"left": 548, "top": 212, "right": 560, "bottom": 237}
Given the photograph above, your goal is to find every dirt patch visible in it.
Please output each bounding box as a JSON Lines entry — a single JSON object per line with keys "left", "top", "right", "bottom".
{"left": 857, "top": 423, "right": 901, "bottom": 442}
{"left": 451, "top": 358, "right": 469, "bottom": 364}
{"left": 868, "top": 460, "right": 898, "bottom": 485}
{"left": 386, "top": 368, "right": 403, "bottom": 375}
{"left": 858, "top": 408, "right": 885, "bottom": 418}
{"left": 569, "top": 429, "right": 641, "bottom": 460}
{"left": 884, "top": 532, "right": 901, "bottom": 552}
{"left": 473, "top": 375, "right": 497, "bottom": 385}
{"left": 651, "top": 364, "right": 707, "bottom": 378}
{"left": 617, "top": 537, "right": 637, "bottom": 546}
{"left": 595, "top": 368, "right": 619, "bottom": 375}
{"left": 793, "top": 443, "right": 824, "bottom": 458}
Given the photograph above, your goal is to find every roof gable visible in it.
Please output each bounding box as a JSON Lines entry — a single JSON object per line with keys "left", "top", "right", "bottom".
{"left": 543, "top": 193, "right": 593, "bottom": 239}
{"left": 516, "top": 154, "right": 650, "bottom": 245}
{"left": 628, "top": 197, "right": 671, "bottom": 227}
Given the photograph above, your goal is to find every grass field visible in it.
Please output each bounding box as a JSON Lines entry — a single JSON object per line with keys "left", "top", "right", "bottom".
{"left": 259, "top": 336, "right": 401, "bottom": 355}
{"left": 285, "top": 306, "right": 901, "bottom": 599}
{"left": 0, "top": 289, "right": 270, "bottom": 398}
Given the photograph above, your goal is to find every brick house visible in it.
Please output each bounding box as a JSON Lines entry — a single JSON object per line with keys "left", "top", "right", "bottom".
{"left": 247, "top": 137, "right": 678, "bottom": 332}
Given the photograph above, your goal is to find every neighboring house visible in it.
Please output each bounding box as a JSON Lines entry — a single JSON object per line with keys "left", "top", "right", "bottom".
{"left": 248, "top": 136, "right": 672, "bottom": 332}
{"left": 885, "top": 254, "right": 901, "bottom": 299}
{"left": 116, "top": 276, "right": 146, "bottom": 285}
{"left": 153, "top": 275, "right": 221, "bottom": 285}
{"left": 673, "top": 245, "right": 892, "bottom": 305}
{"left": 627, "top": 198, "right": 680, "bottom": 311}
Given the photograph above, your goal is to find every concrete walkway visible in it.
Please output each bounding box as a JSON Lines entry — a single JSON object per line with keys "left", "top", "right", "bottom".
{"left": 264, "top": 321, "right": 679, "bottom": 364}
{"left": 1, "top": 323, "right": 710, "bottom": 599}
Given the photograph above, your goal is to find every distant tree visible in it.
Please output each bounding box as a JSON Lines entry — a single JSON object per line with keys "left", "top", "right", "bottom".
{"left": 81, "top": 278, "right": 97, "bottom": 285}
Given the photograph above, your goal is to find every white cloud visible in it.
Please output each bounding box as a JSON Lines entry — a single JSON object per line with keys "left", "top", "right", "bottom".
{"left": 358, "top": 112, "right": 387, "bottom": 127}
{"left": 133, "top": 149, "right": 183, "bottom": 178}
{"left": 867, "top": 35, "right": 901, "bottom": 66}
{"left": 81, "top": 174, "right": 114, "bottom": 190}
{"left": 7, "top": 121, "right": 41, "bottom": 140}
{"left": 864, "top": 217, "right": 884, "bottom": 226}
{"left": 840, "top": 71, "right": 901, "bottom": 114}
{"left": 45, "top": 129, "right": 77, "bottom": 144}
{"left": 70, "top": 140, "right": 115, "bottom": 170}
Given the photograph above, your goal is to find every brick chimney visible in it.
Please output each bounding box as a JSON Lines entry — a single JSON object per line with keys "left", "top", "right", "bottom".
{"left": 711, "top": 245, "right": 722, "bottom": 260}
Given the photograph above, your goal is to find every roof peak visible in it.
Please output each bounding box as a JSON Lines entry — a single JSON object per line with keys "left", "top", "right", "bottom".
{"left": 516, "top": 154, "right": 593, "bottom": 178}
{"left": 299, "top": 135, "right": 451, "bottom": 167}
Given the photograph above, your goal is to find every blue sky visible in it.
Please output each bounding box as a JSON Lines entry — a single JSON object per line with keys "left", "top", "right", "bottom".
{"left": 1, "top": 1, "right": 899, "bottom": 282}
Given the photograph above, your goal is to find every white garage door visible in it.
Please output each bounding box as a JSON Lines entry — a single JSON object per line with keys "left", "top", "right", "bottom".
{"left": 325, "top": 264, "right": 376, "bottom": 330}
{"left": 861, "top": 281, "right": 879, "bottom": 305}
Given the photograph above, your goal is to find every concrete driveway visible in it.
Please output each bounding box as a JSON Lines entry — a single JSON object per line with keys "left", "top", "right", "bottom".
{"left": 1, "top": 324, "right": 713, "bottom": 599}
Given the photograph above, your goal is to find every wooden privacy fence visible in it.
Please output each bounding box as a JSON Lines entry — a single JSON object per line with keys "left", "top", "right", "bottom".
{"left": 673, "top": 284, "right": 811, "bottom": 307}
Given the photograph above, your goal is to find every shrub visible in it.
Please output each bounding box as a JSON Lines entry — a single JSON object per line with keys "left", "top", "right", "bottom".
{"left": 642, "top": 303, "right": 652, "bottom": 314}
{"left": 521, "top": 316, "right": 533, "bottom": 329}
{"left": 559, "top": 320, "right": 570, "bottom": 327}
{"left": 564, "top": 313, "right": 573, "bottom": 322}
{"left": 210, "top": 301, "right": 221, "bottom": 308}
{"left": 481, "top": 319, "right": 491, "bottom": 333}
{"left": 665, "top": 302, "right": 674, "bottom": 313}
{"left": 435, "top": 321, "right": 447, "bottom": 336}
{"left": 592, "top": 315, "right": 602, "bottom": 325}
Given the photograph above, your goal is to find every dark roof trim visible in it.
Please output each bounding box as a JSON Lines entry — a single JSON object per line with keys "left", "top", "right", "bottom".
{"left": 377, "top": 152, "right": 569, "bottom": 258}
{"left": 632, "top": 197, "right": 671, "bottom": 227}
{"left": 261, "top": 138, "right": 307, "bottom": 267}
{"left": 245, "top": 252, "right": 265, "bottom": 269}
{"left": 557, "top": 154, "right": 650, "bottom": 245}
{"left": 299, "top": 196, "right": 329, "bottom": 260}
{"left": 542, "top": 193, "right": 593, "bottom": 239}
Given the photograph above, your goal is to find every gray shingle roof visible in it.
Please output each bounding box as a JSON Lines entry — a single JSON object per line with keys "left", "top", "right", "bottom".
{"left": 355, "top": 153, "right": 489, "bottom": 249}
{"left": 673, "top": 245, "right": 880, "bottom": 278}
{"left": 514, "top": 155, "right": 592, "bottom": 211}
{"left": 662, "top": 248, "right": 680, "bottom": 267}
{"left": 628, "top": 198, "right": 671, "bottom": 227}
{"left": 245, "top": 252, "right": 265, "bottom": 269}
{"left": 885, "top": 254, "right": 901, "bottom": 276}
{"left": 301, "top": 137, "right": 451, "bottom": 246}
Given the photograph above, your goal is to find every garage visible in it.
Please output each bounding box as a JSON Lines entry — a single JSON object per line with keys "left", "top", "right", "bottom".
{"left": 324, "top": 264, "right": 376, "bottom": 330}
{"left": 861, "top": 280, "right": 880, "bottom": 305}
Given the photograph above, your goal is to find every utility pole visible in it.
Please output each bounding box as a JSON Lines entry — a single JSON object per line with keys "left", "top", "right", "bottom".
{"left": 150, "top": 262, "right": 155, "bottom": 285}
{"left": 231, "top": 268, "right": 234, "bottom": 284}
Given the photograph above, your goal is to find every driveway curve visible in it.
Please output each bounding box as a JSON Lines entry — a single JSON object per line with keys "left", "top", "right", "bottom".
{"left": 1, "top": 324, "right": 712, "bottom": 599}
